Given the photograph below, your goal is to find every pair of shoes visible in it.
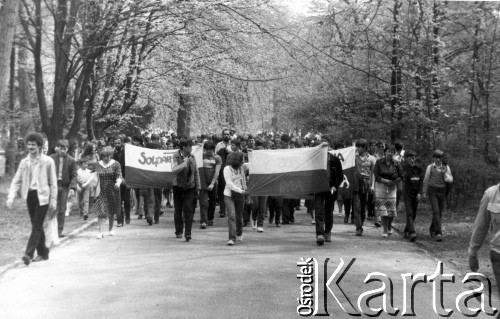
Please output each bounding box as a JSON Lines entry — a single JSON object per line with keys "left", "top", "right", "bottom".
{"left": 21, "top": 255, "right": 31, "bottom": 266}
{"left": 236, "top": 236, "right": 243, "bottom": 241}
{"left": 227, "top": 240, "right": 235, "bottom": 246}
{"left": 185, "top": 236, "right": 191, "bottom": 242}
{"left": 436, "top": 234, "right": 443, "bottom": 242}
{"left": 159, "top": 211, "right": 164, "bottom": 216}
{"left": 96, "top": 233, "right": 104, "bottom": 239}
{"left": 382, "top": 233, "right": 388, "bottom": 238}
{"left": 125, "top": 217, "right": 130, "bottom": 224}
{"left": 316, "top": 235, "right": 325, "bottom": 246}
{"left": 324, "top": 233, "right": 331, "bottom": 242}
{"left": 356, "top": 230, "right": 362, "bottom": 236}
{"left": 146, "top": 217, "right": 153, "bottom": 226}
{"left": 252, "top": 220, "right": 257, "bottom": 229}
{"left": 311, "top": 219, "right": 316, "bottom": 224}
{"left": 117, "top": 223, "right": 123, "bottom": 227}
{"left": 176, "top": 234, "right": 182, "bottom": 238}
{"left": 108, "top": 231, "right": 115, "bottom": 236}
{"left": 374, "top": 222, "right": 381, "bottom": 228}
{"left": 83, "top": 215, "right": 88, "bottom": 221}
{"left": 344, "top": 217, "right": 348, "bottom": 224}
{"left": 200, "top": 223, "right": 207, "bottom": 229}
{"left": 32, "top": 255, "right": 49, "bottom": 262}
{"left": 410, "top": 233, "right": 417, "bottom": 242}
{"left": 207, "top": 221, "right": 214, "bottom": 226}
{"left": 138, "top": 214, "right": 143, "bottom": 220}
{"left": 257, "top": 227, "right": 264, "bottom": 233}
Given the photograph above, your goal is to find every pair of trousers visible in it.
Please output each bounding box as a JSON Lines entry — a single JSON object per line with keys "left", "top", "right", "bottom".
{"left": 404, "top": 191, "right": 419, "bottom": 234}
{"left": 56, "top": 186, "right": 69, "bottom": 236}
{"left": 243, "top": 202, "right": 253, "bottom": 224}
{"left": 118, "top": 184, "right": 131, "bottom": 224}
{"left": 225, "top": 193, "right": 245, "bottom": 240}
{"left": 173, "top": 187, "right": 197, "bottom": 237}
{"left": 251, "top": 196, "right": 268, "bottom": 227}
{"left": 314, "top": 192, "right": 336, "bottom": 236}
{"left": 490, "top": 250, "right": 500, "bottom": 319}
{"left": 217, "top": 176, "right": 226, "bottom": 216}
{"left": 200, "top": 186, "right": 217, "bottom": 223}
{"left": 134, "top": 188, "right": 148, "bottom": 216}
{"left": 282, "top": 199, "right": 296, "bottom": 223}
{"left": 148, "top": 188, "right": 162, "bottom": 222}
{"left": 353, "top": 191, "right": 368, "bottom": 231}
{"left": 26, "top": 190, "right": 49, "bottom": 258}
{"left": 367, "top": 193, "right": 375, "bottom": 217}
{"left": 268, "top": 196, "right": 282, "bottom": 225}
{"left": 78, "top": 188, "right": 90, "bottom": 216}
{"left": 428, "top": 186, "right": 446, "bottom": 235}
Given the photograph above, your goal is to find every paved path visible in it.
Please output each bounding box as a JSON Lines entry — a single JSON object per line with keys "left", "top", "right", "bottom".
{"left": 0, "top": 208, "right": 495, "bottom": 318}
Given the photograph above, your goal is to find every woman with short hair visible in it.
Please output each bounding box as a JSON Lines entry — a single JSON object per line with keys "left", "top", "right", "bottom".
{"left": 422, "top": 149, "right": 453, "bottom": 242}
{"left": 373, "top": 144, "right": 402, "bottom": 237}
{"left": 93, "top": 146, "right": 122, "bottom": 238}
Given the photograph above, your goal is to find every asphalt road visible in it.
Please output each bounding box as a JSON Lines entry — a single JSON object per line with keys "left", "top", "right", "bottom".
{"left": 0, "top": 208, "right": 496, "bottom": 318}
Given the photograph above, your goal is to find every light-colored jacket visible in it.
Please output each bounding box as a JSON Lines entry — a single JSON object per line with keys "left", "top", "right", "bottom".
{"left": 223, "top": 165, "right": 248, "bottom": 197}
{"left": 7, "top": 154, "right": 58, "bottom": 207}
{"left": 469, "top": 184, "right": 500, "bottom": 257}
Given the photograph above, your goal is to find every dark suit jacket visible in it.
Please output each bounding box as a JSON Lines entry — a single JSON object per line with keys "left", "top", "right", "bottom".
{"left": 50, "top": 154, "right": 77, "bottom": 190}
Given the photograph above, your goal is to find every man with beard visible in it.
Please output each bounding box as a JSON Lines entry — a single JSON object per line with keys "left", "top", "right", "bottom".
{"left": 216, "top": 129, "right": 232, "bottom": 217}
{"left": 112, "top": 137, "right": 132, "bottom": 226}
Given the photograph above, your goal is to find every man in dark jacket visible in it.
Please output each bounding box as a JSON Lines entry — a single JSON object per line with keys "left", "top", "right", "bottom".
{"left": 314, "top": 136, "right": 343, "bottom": 245}
{"left": 172, "top": 138, "right": 200, "bottom": 241}
{"left": 145, "top": 134, "right": 164, "bottom": 224}
{"left": 402, "top": 150, "right": 423, "bottom": 241}
{"left": 50, "top": 139, "right": 77, "bottom": 237}
{"left": 113, "top": 136, "right": 131, "bottom": 226}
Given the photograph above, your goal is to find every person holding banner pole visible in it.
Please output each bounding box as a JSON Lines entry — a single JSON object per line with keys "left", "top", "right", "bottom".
{"left": 172, "top": 139, "right": 200, "bottom": 242}
{"left": 223, "top": 152, "right": 248, "bottom": 246}
{"left": 314, "top": 138, "right": 343, "bottom": 245}
{"left": 216, "top": 129, "right": 232, "bottom": 218}
{"left": 113, "top": 137, "right": 131, "bottom": 227}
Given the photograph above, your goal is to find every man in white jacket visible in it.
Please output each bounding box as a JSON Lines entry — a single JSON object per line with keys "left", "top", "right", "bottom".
{"left": 6, "top": 133, "right": 58, "bottom": 266}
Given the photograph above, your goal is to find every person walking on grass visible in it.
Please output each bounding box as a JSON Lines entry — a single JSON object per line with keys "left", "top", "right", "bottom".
{"left": 6, "top": 133, "right": 58, "bottom": 266}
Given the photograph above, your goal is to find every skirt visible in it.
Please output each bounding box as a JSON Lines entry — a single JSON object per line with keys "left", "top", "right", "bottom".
{"left": 374, "top": 181, "right": 397, "bottom": 218}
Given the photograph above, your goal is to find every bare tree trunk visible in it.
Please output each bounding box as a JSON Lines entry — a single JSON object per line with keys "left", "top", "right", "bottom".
{"left": 18, "top": 38, "right": 33, "bottom": 137}
{"left": 6, "top": 45, "right": 17, "bottom": 175}
{"left": 390, "top": 0, "right": 402, "bottom": 142}
{"left": 177, "top": 81, "right": 192, "bottom": 138}
{"left": 0, "top": 0, "right": 19, "bottom": 104}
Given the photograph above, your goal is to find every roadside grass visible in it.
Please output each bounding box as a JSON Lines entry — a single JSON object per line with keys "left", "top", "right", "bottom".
{"left": 0, "top": 178, "right": 89, "bottom": 267}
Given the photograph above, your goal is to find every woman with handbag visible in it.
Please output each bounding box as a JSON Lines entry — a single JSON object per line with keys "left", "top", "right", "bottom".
{"left": 223, "top": 151, "right": 248, "bottom": 246}
{"left": 422, "top": 149, "right": 453, "bottom": 242}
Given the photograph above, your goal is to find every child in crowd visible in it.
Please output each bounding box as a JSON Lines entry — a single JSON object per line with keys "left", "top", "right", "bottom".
{"left": 77, "top": 158, "right": 95, "bottom": 221}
